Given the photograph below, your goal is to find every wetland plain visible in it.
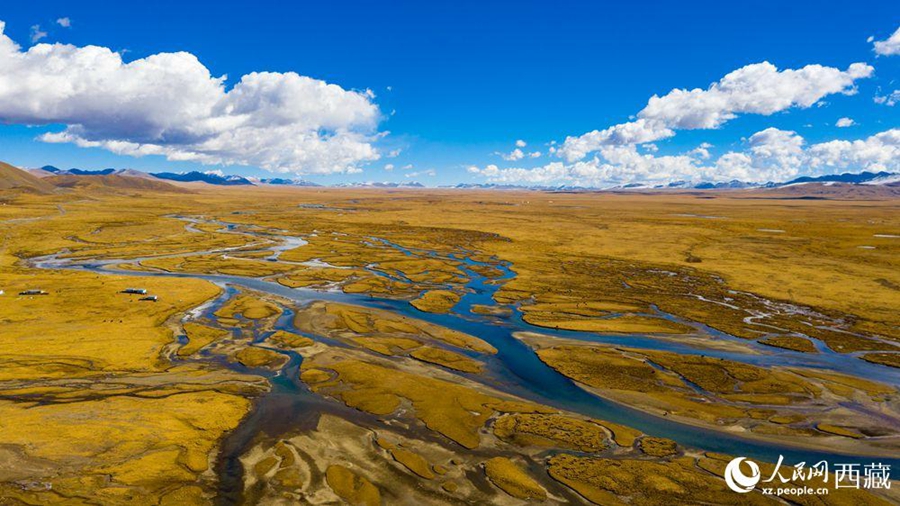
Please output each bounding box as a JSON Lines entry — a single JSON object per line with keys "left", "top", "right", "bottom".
{"left": 0, "top": 179, "right": 898, "bottom": 505}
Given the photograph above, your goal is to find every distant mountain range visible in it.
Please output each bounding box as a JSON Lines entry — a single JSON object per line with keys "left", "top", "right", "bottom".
{"left": 782, "top": 171, "right": 898, "bottom": 186}
{"left": 36, "top": 166, "right": 257, "bottom": 186}
{"left": 30, "top": 166, "right": 426, "bottom": 189}
{"left": 33, "top": 167, "right": 325, "bottom": 187}
{"left": 335, "top": 181, "right": 425, "bottom": 188}
{"left": 448, "top": 172, "right": 899, "bottom": 192}
{"left": 34, "top": 166, "right": 154, "bottom": 179}
{"left": 39, "top": 165, "right": 115, "bottom": 176}
{"left": 450, "top": 183, "right": 552, "bottom": 190}
{"left": 606, "top": 173, "right": 894, "bottom": 190}
{"left": 12, "top": 164, "right": 900, "bottom": 192}
{"left": 151, "top": 171, "right": 254, "bottom": 185}
{"left": 253, "top": 178, "right": 321, "bottom": 187}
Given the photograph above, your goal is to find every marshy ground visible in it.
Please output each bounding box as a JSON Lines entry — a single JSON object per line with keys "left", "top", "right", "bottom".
{"left": 0, "top": 183, "right": 898, "bottom": 504}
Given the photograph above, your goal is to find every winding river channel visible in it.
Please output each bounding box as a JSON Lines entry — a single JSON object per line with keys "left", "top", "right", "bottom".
{"left": 27, "top": 215, "right": 900, "bottom": 501}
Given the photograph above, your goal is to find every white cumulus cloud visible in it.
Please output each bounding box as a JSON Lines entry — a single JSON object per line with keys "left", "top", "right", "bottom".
{"left": 558, "top": 61, "right": 873, "bottom": 161}
{"left": 29, "top": 25, "right": 47, "bottom": 43}
{"left": 470, "top": 147, "right": 704, "bottom": 187}
{"left": 835, "top": 117, "right": 855, "bottom": 127}
{"left": 806, "top": 129, "right": 900, "bottom": 173}
{"left": 873, "top": 26, "right": 900, "bottom": 56}
{"left": 0, "top": 21, "right": 383, "bottom": 175}
{"left": 688, "top": 142, "right": 713, "bottom": 160}
{"left": 874, "top": 89, "right": 899, "bottom": 106}
{"left": 499, "top": 148, "right": 525, "bottom": 161}
{"left": 559, "top": 119, "right": 673, "bottom": 162}
{"left": 496, "top": 140, "right": 543, "bottom": 161}
{"left": 56, "top": 18, "right": 71, "bottom": 28}
{"left": 712, "top": 128, "right": 807, "bottom": 182}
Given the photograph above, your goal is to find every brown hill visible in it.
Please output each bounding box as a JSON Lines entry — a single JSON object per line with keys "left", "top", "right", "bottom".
{"left": 46, "top": 174, "right": 194, "bottom": 194}
{"left": 0, "top": 161, "right": 56, "bottom": 193}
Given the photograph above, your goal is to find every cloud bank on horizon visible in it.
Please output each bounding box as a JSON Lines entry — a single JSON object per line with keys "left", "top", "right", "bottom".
{"left": 0, "top": 21, "right": 382, "bottom": 175}
{"left": 471, "top": 127, "right": 899, "bottom": 187}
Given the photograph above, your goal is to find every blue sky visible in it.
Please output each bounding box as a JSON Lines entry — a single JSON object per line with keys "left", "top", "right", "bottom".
{"left": 0, "top": 1, "right": 897, "bottom": 186}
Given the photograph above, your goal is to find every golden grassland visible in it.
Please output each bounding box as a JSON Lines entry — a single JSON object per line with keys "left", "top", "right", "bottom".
{"left": 231, "top": 346, "right": 287, "bottom": 369}
{"left": 547, "top": 453, "right": 762, "bottom": 506}
{"left": 229, "top": 190, "right": 891, "bottom": 335}
{"left": 492, "top": 413, "right": 613, "bottom": 452}
{"left": 408, "top": 346, "right": 483, "bottom": 373}
{"left": 1, "top": 182, "right": 899, "bottom": 504}
{"left": 325, "top": 464, "right": 381, "bottom": 506}
{"left": 863, "top": 353, "right": 900, "bottom": 368}
{"left": 292, "top": 337, "right": 896, "bottom": 505}
{"left": 483, "top": 456, "right": 547, "bottom": 500}
{"left": 16, "top": 184, "right": 891, "bottom": 353}
{"left": 524, "top": 335, "right": 900, "bottom": 454}
{"left": 111, "top": 184, "right": 898, "bottom": 355}
{"left": 385, "top": 446, "right": 435, "bottom": 479}
{"left": 266, "top": 329, "right": 313, "bottom": 349}
{"left": 178, "top": 322, "right": 231, "bottom": 357}
{"left": 547, "top": 451, "right": 895, "bottom": 506}
{"left": 299, "top": 346, "right": 551, "bottom": 449}
{"left": 293, "top": 301, "right": 497, "bottom": 358}
{"left": 215, "top": 294, "right": 281, "bottom": 322}
{"left": 0, "top": 255, "right": 261, "bottom": 503}
{"left": 141, "top": 253, "right": 297, "bottom": 278}
{"left": 409, "top": 289, "right": 461, "bottom": 313}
